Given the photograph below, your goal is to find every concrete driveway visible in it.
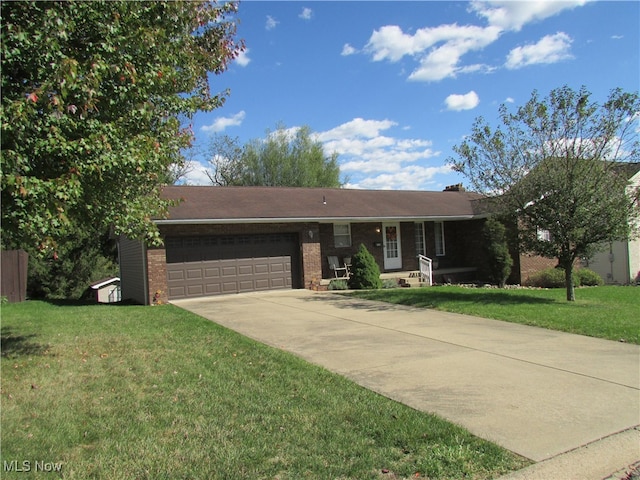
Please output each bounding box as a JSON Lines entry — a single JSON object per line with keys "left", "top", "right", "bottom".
{"left": 172, "top": 290, "right": 640, "bottom": 474}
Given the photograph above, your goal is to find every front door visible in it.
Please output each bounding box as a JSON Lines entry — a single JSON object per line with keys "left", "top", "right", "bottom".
{"left": 382, "top": 223, "right": 402, "bottom": 270}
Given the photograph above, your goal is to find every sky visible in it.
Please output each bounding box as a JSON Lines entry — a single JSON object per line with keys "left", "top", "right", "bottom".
{"left": 184, "top": 0, "right": 640, "bottom": 191}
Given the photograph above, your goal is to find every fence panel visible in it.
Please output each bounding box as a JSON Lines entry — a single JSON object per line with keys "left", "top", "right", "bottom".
{"left": 1, "top": 250, "right": 28, "bottom": 302}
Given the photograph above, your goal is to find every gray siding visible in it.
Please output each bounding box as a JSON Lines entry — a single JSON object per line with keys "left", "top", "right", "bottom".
{"left": 118, "top": 236, "right": 148, "bottom": 305}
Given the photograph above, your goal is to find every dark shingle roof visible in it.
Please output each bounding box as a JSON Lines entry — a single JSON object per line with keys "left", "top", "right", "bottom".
{"left": 158, "top": 186, "right": 486, "bottom": 224}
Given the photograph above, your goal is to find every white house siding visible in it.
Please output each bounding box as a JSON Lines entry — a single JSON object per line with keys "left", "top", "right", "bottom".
{"left": 588, "top": 170, "right": 640, "bottom": 285}
{"left": 118, "top": 236, "right": 148, "bottom": 305}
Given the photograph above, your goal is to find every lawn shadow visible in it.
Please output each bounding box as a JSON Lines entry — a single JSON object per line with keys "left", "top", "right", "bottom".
{"left": 44, "top": 298, "right": 140, "bottom": 308}
{"left": 341, "top": 287, "right": 557, "bottom": 309}
{"left": 1, "top": 327, "right": 50, "bottom": 358}
{"left": 305, "top": 291, "right": 429, "bottom": 313}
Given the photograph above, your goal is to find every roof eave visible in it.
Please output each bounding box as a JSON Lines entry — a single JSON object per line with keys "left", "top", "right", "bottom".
{"left": 154, "top": 214, "right": 486, "bottom": 225}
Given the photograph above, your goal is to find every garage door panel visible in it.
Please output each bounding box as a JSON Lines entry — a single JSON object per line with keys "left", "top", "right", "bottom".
{"left": 166, "top": 234, "right": 297, "bottom": 299}
{"left": 238, "top": 264, "right": 254, "bottom": 275}
{"left": 168, "top": 286, "right": 186, "bottom": 298}
{"left": 204, "top": 283, "right": 222, "bottom": 295}
{"left": 222, "top": 266, "right": 239, "bottom": 277}
{"left": 204, "top": 267, "right": 221, "bottom": 279}
{"left": 187, "top": 285, "right": 204, "bottom": 296}
{"left": 168, "top": 270, "right": 185, "bottom": 281}
{"left": 186, "top": 268, "right": 203, "bottom": 279}
{"left": 222, "top": 281, "right": 240, "bottom": 293}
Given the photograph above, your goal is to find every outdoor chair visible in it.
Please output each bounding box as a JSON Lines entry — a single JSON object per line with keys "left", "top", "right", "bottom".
{"left": 344, "top": 256, "right": 352, "bottom": 275}
{"left": 328, "top": 256, "right": 349, "bottom": 278}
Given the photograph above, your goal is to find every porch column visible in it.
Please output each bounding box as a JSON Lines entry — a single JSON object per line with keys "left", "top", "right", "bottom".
{"left": 147, "top": 247, "right": 168, "bottom": 304}
{"left": 301, "top": 224, "right": 322, "bottom": 290}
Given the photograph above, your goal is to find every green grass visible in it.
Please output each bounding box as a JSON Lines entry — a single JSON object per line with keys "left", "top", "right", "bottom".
{"left": 1, "top": 301, "right": 529, "bottom": 479}
{"left": 349, "top": 285, "right": 640, "bottom": 344}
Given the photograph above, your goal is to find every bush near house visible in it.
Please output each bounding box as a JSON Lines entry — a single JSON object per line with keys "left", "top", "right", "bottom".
{"left": 526, "top": 267, "right": 604, "bottom": 288}
{"left": 348, "top": 244, "right": 382, "bottom": 290}
{"left": 482, "top": 217, "right": 513, "bottom": 288}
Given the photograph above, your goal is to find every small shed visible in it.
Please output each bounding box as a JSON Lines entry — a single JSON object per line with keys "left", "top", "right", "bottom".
{"left": 90, "top": 277, "right": 121, "bottom": 303}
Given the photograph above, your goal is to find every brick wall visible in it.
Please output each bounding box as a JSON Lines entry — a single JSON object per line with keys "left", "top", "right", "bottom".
{"left": 146, "top": 247, "right": 168, "bottom": 304}
{"left": 517, "top": 254, "right": 559, "bottom": 284}
{"left": 319, "top": 222, "right": 383, "bottom": 277}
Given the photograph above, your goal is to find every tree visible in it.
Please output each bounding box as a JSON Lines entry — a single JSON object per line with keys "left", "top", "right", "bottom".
{"left": 449, "top": 86, "right": 640, "bottom": 301}
{"left": 204, "top": 134, "right": 246, "bottom": 186}
{"left": 27, "top": 229, "right": 118, "bottom": 300}
{"left": 482, "top": 217, "right": 513, "bottom": 288}
{"left": 205, "top": 125, "right": 343, "bottom": 187}
{"left": 1, "top": 1, "right": 243, "bottom": 254}
{"left": 348, "top": 244, "right": 382, "bottom": 290}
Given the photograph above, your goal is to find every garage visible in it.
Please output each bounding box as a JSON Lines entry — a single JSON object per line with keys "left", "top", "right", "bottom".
{"left": 165, "top": 233, "right": 300, "bottom": 299}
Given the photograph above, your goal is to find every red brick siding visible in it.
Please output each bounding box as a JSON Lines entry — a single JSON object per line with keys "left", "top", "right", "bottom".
{"left": 319, "top": 222, "right": 384, "bottom": 277}
{"left": 146, "top": 247, "right": 168, "bottom": 304}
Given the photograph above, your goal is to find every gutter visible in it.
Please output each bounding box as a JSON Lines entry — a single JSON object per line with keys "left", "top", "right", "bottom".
{"left": 154, "top": 214, "right": 487, "bottom": 225}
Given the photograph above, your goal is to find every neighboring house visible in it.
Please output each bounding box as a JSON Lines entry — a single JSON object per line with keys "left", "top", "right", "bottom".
{"left": 509, "top": 162, "right": 640, "bottom": 285}
{"left": 584, "top": 163, "right": 640, "bottom": 285}
{"left": 118, "top": 185, "right": 489, "bottom": 304}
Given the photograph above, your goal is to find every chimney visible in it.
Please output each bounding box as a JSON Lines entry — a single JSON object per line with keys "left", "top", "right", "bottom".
{"left": 444, "top": 183, "right": 465, "bottom": 192}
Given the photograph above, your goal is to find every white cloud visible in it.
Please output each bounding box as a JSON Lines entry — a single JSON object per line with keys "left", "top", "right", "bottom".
{"left": 346, "top": 165, "right": 452, "bottom": 190}
{"left": 341, "top": 43, "right": 357, "bottom": 56}
{"left": 365, "top": 23, "right": 500, "bottom": 82}
{"left": 359, "top": 1, "right": 588, "bottom": 82}
{"left": 201, "top": 111, "right": 246, "bottom": 133}
{"left": 179, "top": 160, "right": 211, "bottom": 186}
{"left": 299, "top": 8, "right": 312, "bottom": 20}
{"left": 317, "top": 118, "right": 397, "bottom": 142}
{"left": 265, "top": 15, "right": 279, "bottom": 30}
{"left": 505, "top": 32, "right": 573, "bottom": 69}
{"left": 470, "top": 0, "right": 588, "bottom": 32}
{"left": 445, "top": 91, "right": 480, "bottom": 111}
{"left": 505, "top": 97, "right": 515, "bottom": 103}
{"left": 235, "top": 49, "right": 251, "bottom": 67}
{"left": 315, "top": 117, "right": 441, "bottom": 189}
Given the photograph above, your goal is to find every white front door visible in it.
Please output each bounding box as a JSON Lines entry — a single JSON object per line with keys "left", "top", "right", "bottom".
{"left": 382, "top": 223, "right": 402, "bottom": 270}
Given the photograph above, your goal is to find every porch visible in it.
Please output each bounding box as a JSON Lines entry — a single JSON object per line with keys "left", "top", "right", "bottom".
{"left": 319, "top": 266, "right": 479, "bottom": 289}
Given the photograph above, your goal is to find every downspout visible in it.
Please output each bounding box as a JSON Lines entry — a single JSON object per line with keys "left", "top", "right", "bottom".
{"left": 142, "top": 242, "right": 149, "bottom": 306}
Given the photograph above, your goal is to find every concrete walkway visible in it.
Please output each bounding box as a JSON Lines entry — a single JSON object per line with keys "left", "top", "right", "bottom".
{"left": 173, "top": 290, "right": 640, "bottom": 476}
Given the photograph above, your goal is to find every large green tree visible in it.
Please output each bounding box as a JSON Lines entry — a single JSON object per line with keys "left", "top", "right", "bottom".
{"left": 449, "top": 86, "right": 640, "bottom": 301}
{"left": 1, "top": 1, "right": 243, "bottom": 254}
{"left": 205, "top": 125, "right": 343, "bottom": 187}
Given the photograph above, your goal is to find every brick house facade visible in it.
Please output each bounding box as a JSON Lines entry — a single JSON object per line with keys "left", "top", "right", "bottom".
{"left": 119, "top": 186, "right": 491, "bottom": 304}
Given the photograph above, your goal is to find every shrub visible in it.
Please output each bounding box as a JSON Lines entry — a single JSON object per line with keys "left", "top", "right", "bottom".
{"left": 482, "top": 217, "right": 513, "bottom": 288}
{"left": 348, "top": 244, "right": 382, "bottom": 290}
{"left": 526, "top": 267, "right": 603, "bottom": 288}
{"left": 575, "top": 268, "right": 604, "bottom": 286}
{"left": 526, "top": 267, "right": 572, "bottom": 288}
{"left": 328, "top": 279, "right": 349, "bottom": 290}
{"left": 382, "top": 279, "right": 399, "bottom": 289}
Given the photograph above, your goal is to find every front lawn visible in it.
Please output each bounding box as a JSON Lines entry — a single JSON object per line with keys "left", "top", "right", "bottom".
{"left": 1, "top": 301, "right": 529, "bottom": 479}
{"left": 350, "top": 285, "right": 640, "bottom": 344}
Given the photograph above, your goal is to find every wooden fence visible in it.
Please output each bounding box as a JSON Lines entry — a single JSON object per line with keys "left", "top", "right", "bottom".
{"left": 1, "top": 250, "right": 28, "bottom": 302}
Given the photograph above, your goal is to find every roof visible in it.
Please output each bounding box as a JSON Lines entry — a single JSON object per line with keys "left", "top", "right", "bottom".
{"left": 157, "top": 186, "right": 486, "bottom": 224}
{"left": 90, "top": 277, "right": 120, "bottom": 289}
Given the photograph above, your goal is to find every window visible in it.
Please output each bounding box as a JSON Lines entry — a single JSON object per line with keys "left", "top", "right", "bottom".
{"left": 434, "top": 221, "right": 445, "bottom": 256}
{"left": 414, "top": 222, "right": 426, "bottom": 256}
{"left": 537, "top": 228, "right": 551, "bottom": 242}
{"left": 333, "top": 224, "right": 351, "bottom": 247}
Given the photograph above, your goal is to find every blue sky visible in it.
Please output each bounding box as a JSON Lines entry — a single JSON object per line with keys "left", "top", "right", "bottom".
{"left": 185, "top": 0, "right": 639, "bottom": 190}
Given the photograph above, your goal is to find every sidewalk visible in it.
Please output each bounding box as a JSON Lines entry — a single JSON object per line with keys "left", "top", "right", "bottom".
{"left": 173, "top": 289, "right": 640, "bottom": 477}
